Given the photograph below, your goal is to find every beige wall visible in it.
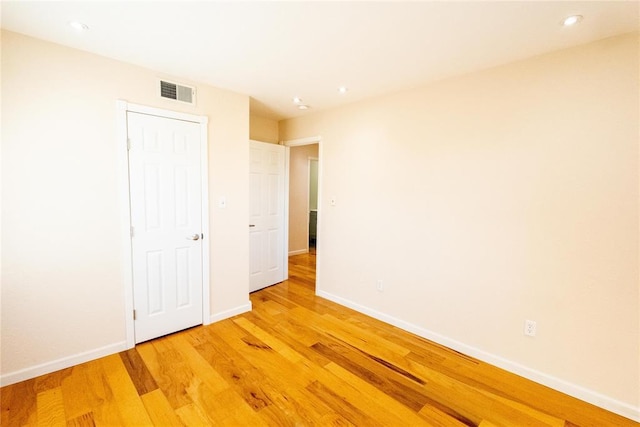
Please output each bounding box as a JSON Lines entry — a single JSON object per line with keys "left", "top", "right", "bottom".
{"left": 250, "top": 114, "right": 279, "bottom": 144}
{"left": 280, "top": 33, "right": 640, "bottom": 416}
{"left": 1, "top": 31, "right": 250, "bottom": 379}
{"left": 288, "top": 144, "right": 319, "bottom": 253}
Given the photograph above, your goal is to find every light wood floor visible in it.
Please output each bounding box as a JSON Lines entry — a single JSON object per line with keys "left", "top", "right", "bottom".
{"left": 2, "top": 253, "right": 637, "bottom": 426}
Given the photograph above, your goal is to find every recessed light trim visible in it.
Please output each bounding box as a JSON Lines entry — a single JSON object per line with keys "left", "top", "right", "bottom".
{"left": 562, "top": 15, "right": 583, "bottom": 26}
{"left": 297, "top": 104, "right": 310, "bottom": 110}
{"left": 292, "top": 97, "right": 303, "bottom": 105}
{"left": 68, "top": 21, "right": 89, "bottom": 31}
{"left": 338, "top": 86, "right": 349, "bottom": 94}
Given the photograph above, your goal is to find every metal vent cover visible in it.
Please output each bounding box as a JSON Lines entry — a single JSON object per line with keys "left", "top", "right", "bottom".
{"left": 159, "top": 80, "right": 196, "bottom": 105}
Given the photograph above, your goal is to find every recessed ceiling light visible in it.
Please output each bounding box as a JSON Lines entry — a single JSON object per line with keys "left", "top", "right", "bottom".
{"left": 298, "top": 104, "right": 310, "bottom": 110}
{"left": 68, "top": 21, "right": 89, "bottom": 31}
{"left": 292, "top": 97, "right": 303, "bottom": 105}
{"left": 338, "top": 86, "right": 349, "bottom": 94}
{"left": 562, "top": 15, "right": 583, "bottom": 26}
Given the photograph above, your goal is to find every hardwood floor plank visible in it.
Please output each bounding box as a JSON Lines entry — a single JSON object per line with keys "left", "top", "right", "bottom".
{"left": 174, "top": 403, "right": 211, "bottom": 426}
{"left": 213, "top": 331, "right": 333, "bottom": 423}
{"left": 253, "top": 286, "right": 300, "bottom": 310}
{"left": 264, "top": 283, "right": 340, "bottom": 316}
{"left": 182, "top": 376, "right": 246, "bottom": 424}
{"left": 34, "top": 368, "right": 73, "bottom": 394}
{"left": 243, "top": 310, "right": 334, "bottom": 368}
{"left": 60, "top": 362, "right": 106, "bottom": 421}
{"left": 249, "top": 307, "right": 319, "bottom": 347}
{"left": 416, "top": 404, "right": 472, "bottom": 427}
{"left": 311, "top": 340, "right": 429, "bottom": 412}
{"left": 233, "top": 316, "right": 305, "bottom": 364}
{"left": 349, "top": 316, "right": 479, "bottom": 366}
{"left": 90, "top": 370, "right": 126, "bottom": 427}
{"left": 36, "top": 387, "right": 66, "bottom": 427}
{"left": 206, "top": 388, "right": 269, "bottom": 426}
{"left": 287, "top": 306, "right": 413, "bottom": 365}
{"left": 261, "top": 299, "right": 292, "bottom": 316}
{"left": 65, "top": 412, "right": 96, "bottom": 427}
{"left": 409, "top": 356, "right": 567, "bottom": 426}
{"left": 228, "top": 316, "right": 355, "bottom": 424}
{"left": 306, "top": 380, "right": 383, "bottom": 427}
{"left": 254, "top": 388, "right": 328, "bottom": 426}
{"left": 100, "top": 354, "right": 153, "bottom": 426}
{"left": 1, "top": 378, "right": 37, "bottom": 427}
{"left": 190, "top": 333, "right": 275, "bottom": 411}
{"left": 140, "top": 389, "right": 184, "bottom": 426}
{"left": 315, "top": 412, "right": 357, "bottom": 427}
{"left": 193, "top": 322, "right": 331, "bottom": 424}
{"left": 119, "top": 348, "right": 158, "bottom": 396}
{"left": 135, "top": 338, "right": 197, "bottom": 409}
{"left": 475, "top": 389, "right": 565, "bottom": 426}
{"left": 166, "top": 333, "right": 230, "bottom": 394}
{"left": 323, "top": 361, "right": 457, "bottom": 426}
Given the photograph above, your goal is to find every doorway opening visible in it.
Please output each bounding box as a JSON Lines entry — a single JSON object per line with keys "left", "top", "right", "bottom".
{"left": 284, "top": 136, "right": 322, "bottom": 293}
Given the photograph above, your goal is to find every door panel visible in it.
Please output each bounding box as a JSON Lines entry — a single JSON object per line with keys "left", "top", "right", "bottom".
{"left": 128, "top": 112, "right": 203, "bottom": 343}
{"left": 249, "top": 141, "right": 286, "bottom": 292}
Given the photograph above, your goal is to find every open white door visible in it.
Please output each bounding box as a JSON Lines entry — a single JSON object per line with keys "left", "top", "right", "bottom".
{"left": 128, "top": 111, "right": 204, "bottom": 343}
{"left": 249, "top": 140, "right": 286, "bottom": 292}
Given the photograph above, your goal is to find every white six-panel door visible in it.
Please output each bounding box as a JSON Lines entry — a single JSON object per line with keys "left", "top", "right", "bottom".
{"left": 128, "top": 112, "right": 203, "bottom": 343}
{"left": 249, "top": 141, "right": 286, "bottom": 292}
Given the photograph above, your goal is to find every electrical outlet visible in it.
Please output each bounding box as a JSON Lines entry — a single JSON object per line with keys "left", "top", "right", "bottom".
{"left": 524, "top": 320, "right": 537, "bottom": 337}
{"left": 376, "top": 279, "right": 384, "bottom": 292}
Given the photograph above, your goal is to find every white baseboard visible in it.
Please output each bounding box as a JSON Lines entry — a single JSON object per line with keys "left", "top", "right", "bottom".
{"left": 0, "top": 341, "right": 128, "bottom": 387}
{"left": 316, "top": 290, "right": 640, "bottom": 423}
{"left": 288, "top": 249, "right": 308, "bottom": 256}
{"left": 1, "top": 302, "right": 254, "bottom": 388}
{"left": 209, "top": 301, "right": 252, "bottom": 323}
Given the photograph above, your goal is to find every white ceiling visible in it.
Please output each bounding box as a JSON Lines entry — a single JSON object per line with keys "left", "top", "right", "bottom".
{"left": 2, "top": 1, "right": 638, "bottom": 120}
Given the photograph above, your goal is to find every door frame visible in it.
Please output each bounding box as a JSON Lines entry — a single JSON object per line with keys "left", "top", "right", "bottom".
{"left": 282, "top": 135, "right": 323, "bottom": 292}
{"left": 117, "top": 100, "right": 210, "bottom": 349}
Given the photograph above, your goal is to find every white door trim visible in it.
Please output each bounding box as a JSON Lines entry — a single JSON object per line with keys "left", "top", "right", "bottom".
{"left": 282, "top": 136, "right": 322, "bottom": 147}
{"left": 284, "top": 147, "right": 290, "bottom": 280}
{"left": 282, "top": 136, "right": 323, "bottom": 294}
{"left": 117, "top": 100, "right": 210, "bottom": 349}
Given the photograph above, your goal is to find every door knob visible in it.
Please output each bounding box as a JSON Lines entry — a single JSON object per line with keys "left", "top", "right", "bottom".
{"left": 249, "top": 224, "right": 255, "bottom": 228}
{"left": 188, "top": 234, "right": 200, "bottom": 240}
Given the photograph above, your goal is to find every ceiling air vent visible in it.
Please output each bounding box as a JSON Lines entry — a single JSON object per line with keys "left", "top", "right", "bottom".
{"left": 159, "top": 79, "right": 196, "bottom": 105}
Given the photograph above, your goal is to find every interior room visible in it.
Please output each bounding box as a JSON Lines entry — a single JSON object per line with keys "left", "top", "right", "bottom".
{"left": 1, "top": 1, "right": 639, "bottom": 425}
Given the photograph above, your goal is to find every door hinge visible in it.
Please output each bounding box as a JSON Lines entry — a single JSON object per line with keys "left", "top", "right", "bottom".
{"left": 127, "top": 138, "right": 132, "bottom": 151}
{"left": 130, "top": 226, "right": 134, "bottom": 238}
{"left": 133, "top": 310, "right": 137, "bottom": 320}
